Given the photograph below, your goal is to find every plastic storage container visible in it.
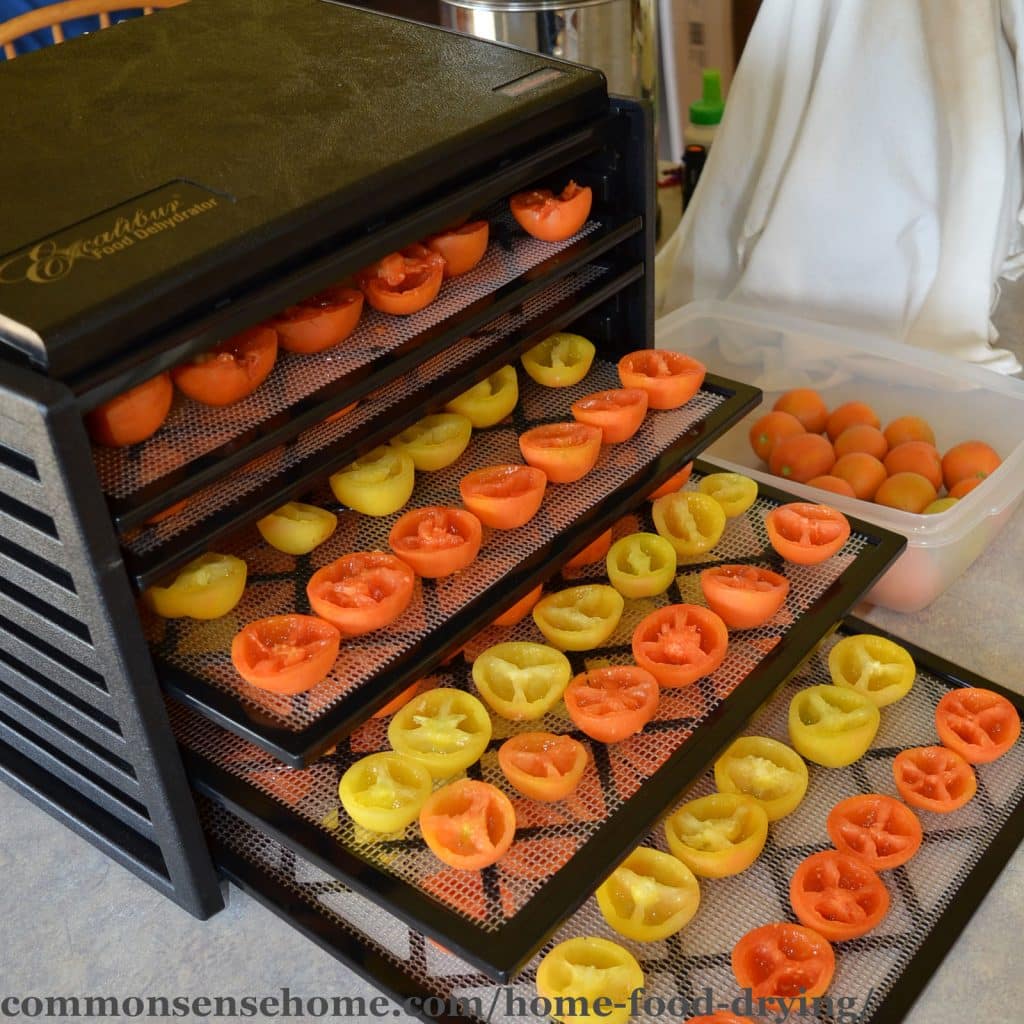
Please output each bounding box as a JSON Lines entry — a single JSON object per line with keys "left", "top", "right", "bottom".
{"left": 656, "top": 300, "right": 1024, "bottom": 612}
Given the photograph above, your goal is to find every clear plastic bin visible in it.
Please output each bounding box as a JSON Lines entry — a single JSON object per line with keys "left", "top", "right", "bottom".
{"left": 656, "top": 301, "right": 1024, "bottom": 612}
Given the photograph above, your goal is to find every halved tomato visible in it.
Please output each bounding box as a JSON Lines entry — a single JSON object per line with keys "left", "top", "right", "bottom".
{"left": 826, "top": 794, "right": 923, "bottom": 871}
{"left": 631, "top": 604, "right": 729, "bottom": 688}
{"left": 172, "top": 326, "right": 278, "bottom": 406}
{"left": 307, "top": 551, "right": 415, "bottom": 636}
{"left": 563, "top": 666, "right": 660, "bottom": 743}
{"left": 789, "top": 850, "right": 890, "bottom": 942}
{"left": 565, "top": 528, "right": 613, "bottom": 569}
{"left": 498, "top": 732, "right": 588, "bottom": 801}
{"left": 893, "top": 745, "right": 977, "bottom": 813}
{"left": 357, "top": 244, "right": 445, "bottom": 315}
{"left": 389, "top": 506, "right": 483, "bottom": 578}
{"left": 86, "top": 372, "right": 173, "bottom": 447}
{"left": 765, "top": 503, "right": 851, "bottom": 565}
{"left": 372, "top": 680, "right": 422, "bottom": 719}
{"left": 618, "top": 350, "right": 706, "bottom": 410}
{"left": 419, "top": 779, "right": 516, "bottom": 870}
{"left": 231, "top": 614, "right": 340, "bottom": 695}
{"left": 700, "top": 565, "right": 790, "bottom": 629}
{"left": 273, "top": 287, "right": 363, "bottom": 353}
{"left": 647, "top": 461, "right": 693, "bottom": 500}
{"left": 935, "top": 687, "right": 1021, "bottom": 764}
{"left": 459, "top": 464, "right": 547, "bottom": 529}
{"left": 493, "top": 584, "right": 544, "bottom": 627}
{"left": 426, "top": 220, "right": 489, "bottom": 277}
{"left": 519, "top": 422, "right": 603, "bottom": 483}
{"left": 509, "top": 181, "right": 592, "bottom": 242}
{"left": 571, "top": 388, "right": 649, "bottom": 443}
{"left": 732, "top": 922, "right": 835, "bottom": 999}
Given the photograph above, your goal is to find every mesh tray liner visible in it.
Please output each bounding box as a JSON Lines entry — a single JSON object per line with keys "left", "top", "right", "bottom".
{"left": 147, "top": 367, "right": 728, "bottom": 733}
{"left": 96, "top": 209, "right": 600, "bottom": 501}
{"left": 202, "top": 630, "right": 1024, "bottom": 1024}
{"left": 123, "top": 263, "right": 610, "bottom": 557}
{"left": 173, "top": 479, "right": 870, "bottom": 933}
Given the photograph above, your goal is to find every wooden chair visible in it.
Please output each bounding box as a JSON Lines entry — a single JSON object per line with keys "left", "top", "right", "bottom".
{"left": 0, "top": 0, "right": 188, "bottom": 61}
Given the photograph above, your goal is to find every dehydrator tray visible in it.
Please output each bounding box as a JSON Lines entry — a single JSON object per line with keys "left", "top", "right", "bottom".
{"left": 150, "top": 367, "right": 762, "bottom": 767}
{"left": 176, "top": 473, "right": 904, "bottom": 978}
{"left": 201, "top": 620, "right": 1024, "bottom": 1023}
{"left": 121, "top": 261, "right": 642, "bottom": 588}
{"left": 100, "top": 209, "right": 640, "bottom": 530}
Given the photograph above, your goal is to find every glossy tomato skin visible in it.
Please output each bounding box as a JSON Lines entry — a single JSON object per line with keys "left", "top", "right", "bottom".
{"left": 765, "top": 502, "right": 851, "bottom": 565}
{"left": 564, "top": 666, "right": 660, "bottom": 743}
{"left": 631, "top": 604, "right": 729, "bottom": 687}
{"left": 390, "top": 413, "right": 472, "bottom": 472}
{"left": 571, "top": 387, "right": 649, "bottom": 443}
{"left": 86, "top": 372, "right": 173, "bottom": 447}
{"left": 307, "top": 551, "right": 415, "bottom": 636}
{"left": 533, "top": 585, "right": 624, "bottom": 651}
{"left": 330, "top": 446, "right": 415, "bottom": 517}
{"left": 790, "top": 850, "right": 890, "bottom": 941}
{"left": 715, "top": 736, "right": 809, "bottom": 821}
{"left": 172, "top": 325, "right": 278, "bottom": 406}
{"left": 732, "top": 922, "right": 835, "bottom": 999}
{"left": 273, "top": 287, "right": 363, "bottom": 353}
{"left": 934, "top": 687, "right": 1021, "bottom": 763}
{"left": 144, "top": 553, "right": 247, "bottom": 620}
{"left": 472, "top": 641, "right": 570, "bottom": 721}
{"left": 769, "top": 433, "right": 836, "bottom": 483}
{"left": 358, "top": 244, "right": 445, "bottom": 315}
{"left": 419, "top": 779, "right": 516, "bottom": 870}
{"left": 893, "top": 745, "right": 977, "bottom": 813}
{"left": 700, "top": 565, "right": 789, "bottom": 629}
{"left": 426, "top": 220, "right": 489, "bottom": 277}
{"left": 492, "top": 583, "right": 543, "bottom": 627}
{"left": 445, "top": 365, "right": 518, "bottom": 427}
{"left": 509, "top": 181, "right": 592, "bottom": 242}
{"left": 256, "top": 501, "right": 337, "bottom": 555}
{"left": 773, "top": 388, "right": 828, "bottom": 433}
{"left": 942, "top": 440, "right": 1002, "bottom": 490}
{"left": 828, "top": 634, "right": 915, "bottom": 707}
{"left": 606, "top": 532, "right": 677, "bottom": 599}
{"left": 618, "top": 349, "right": 705, "bottom": 409}
{"left": 665, "top": 792, "right": 768, "bottom": 878}
{"left": 339, "top": 752, "right": 431, "bottom": 833}
{"left": 807, "top": 474, "right": 857, "bottom": 498}
{"left": 389, "top": 506, "right": 482, "bottom": 578}
{"left": 521, "top": 332, "right": 595, "bottom": 388}
{"left": 788, "top": 685, "right": 880, "bottom": 767}
{"left": 388, "top": 688, "right": 492, "bottom": 778}
{"left": 827, "top": 794, "right": 923, "bottom": 871}
{"left": 698, "top": 472, "right": 758, "bottom": 517}
{"left": 826, "top": 401, "right": 879, "bottom": 442}
{"left": 459, "top": 464, "right": 546, "bottom": 529}
{"left": 748, "top": 411, "right": 804, "bottom": 462}
{"left": 596, "top": 847, "right": 700, "bottom": 942}
{"left": 519, "top": 422, "right": 602, "bottom": 483}
{"left": 498, "top": 732, "right": 587, "bottom": 801}
{"left": 536, "top": 937, "right": 643, "bottom": 1024}
{"left": 231, "top": 614, "right": 340, "bottom": 695}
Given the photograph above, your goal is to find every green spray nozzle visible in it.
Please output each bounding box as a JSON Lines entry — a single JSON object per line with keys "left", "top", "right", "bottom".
{"left": 689, "top": 68, "right": 725, "bottom": 126}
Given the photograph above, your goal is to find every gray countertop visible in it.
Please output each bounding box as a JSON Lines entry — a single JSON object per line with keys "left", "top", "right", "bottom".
{"left": 3, "top": 301, "right": 1023, "bottom": 1023}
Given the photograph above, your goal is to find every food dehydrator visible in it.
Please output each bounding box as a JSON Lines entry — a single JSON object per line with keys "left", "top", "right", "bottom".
{"left": 3, "top": 4, "right": 1020, "bottom": 1022}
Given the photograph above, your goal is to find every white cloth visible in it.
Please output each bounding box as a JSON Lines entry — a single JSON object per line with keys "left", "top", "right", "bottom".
{"left": 656, "top": 0, "right": 1024, "bottom": 374}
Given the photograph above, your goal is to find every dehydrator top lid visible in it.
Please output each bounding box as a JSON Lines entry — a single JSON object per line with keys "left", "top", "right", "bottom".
{"left": 0, "top": 0, "right": 607, "bottom": 382}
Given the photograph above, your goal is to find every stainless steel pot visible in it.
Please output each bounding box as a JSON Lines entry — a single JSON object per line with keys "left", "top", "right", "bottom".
{"left": 440, "top": 0, "right": 657, "bottom": 106}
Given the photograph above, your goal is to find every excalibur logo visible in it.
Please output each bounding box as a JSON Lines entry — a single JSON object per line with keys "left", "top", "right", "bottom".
{"left": 0, "top": 193, "right": 220, "bottom": 286}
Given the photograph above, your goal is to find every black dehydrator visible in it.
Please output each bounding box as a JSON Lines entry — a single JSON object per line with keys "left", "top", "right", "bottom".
{"left": 2, "top": 2, "right": 960, "bottom": 1018}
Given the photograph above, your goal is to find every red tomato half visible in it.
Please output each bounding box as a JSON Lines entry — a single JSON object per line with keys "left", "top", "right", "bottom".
{"left": 509, "top": 181, "right": 592, "bottom": 242}
{"left": 273, "top": 287, "right": 363, "bottom": 354}
{"left": 459, "top": 464, "right": 547, "bottom": 529}
{"left": 357, "top": 244, "right": 445, "bottom": 315}
{"left": 893, "top": 745, "right": 977, "bottom": 813}
{"left": 231, "top": 614, "right": 340, "bottom": 695}
{"left": 306, "top": 552, "right": 415, "bottom": 636}
{"left": 827, "top": 794, "right": 923, "bottom": 871}
{"left": 564, "top": 666, "right": 660, "bottom": 743}
{"left": 86, "top": 372, "right": 173, "bottom": 447}
{"left": 789, "top": 850, "right": 890, "bottom": 942}
{"left": 618, "top": 350, "right": 706, "bottom": 410}
{"left": 700, "top": 565, "right": 790, "bottom": 629}
{"left": 571, "top": 388, "right": 649, "bottom": 443}
{"left": 632, "top": 604, "right": 729, "bottom": 688}
{"left": 172, "top": 326, "right": 279, "bottom": 406}
{"left": 732, "top": 922, "right": 835, "bottom": 1000}
{"left": 519, "top": 422, "right": 602, "bottom": 483}
{"left": 935, "top": 688, "right": 1021, "bottom": 764}
{"left": 419, "top": 779, "right": 516, "bottom": 870}
{"left": 765, "top": 503, "right": 851, "bottom": 565}
{"left": 426, "top": 220, "right": 489, "bottom": 277}
{"left": 389, "top": 507, "right": 483, "bottom": 578}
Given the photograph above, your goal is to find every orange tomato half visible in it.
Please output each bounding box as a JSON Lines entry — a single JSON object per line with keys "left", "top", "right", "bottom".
{"left": 632, "top": 604, "right": 729, "bottom": 687}
{"left": 571, "top": 388, "right": 649, "bottom": 443}
{"left": 306, "top": 552, "right": 415, "bottom": 636}
{"left": 86, "top": 372, "right": 173, "bottom": 447}
{"left": 389, "top": 506, "right": 483, "bottom": 578}
{"left": 426, "top": 220, "right": 489, "bottom": 277}
{"left": 765, "top": 503, "right": 850, "bottom": 565}
{"left": 273, "top": 287, "right": 363, "bottom": 353}
{"left": 509, "top": 181, "right": 592, "bottom": 242}
{"left": 565, "top": 528, "right": 613, "bottom": 569}
{"left": 618, "top": 350, "right": 706, "bottom": 410}
{"left": 700, "top": 565, "right": 790, "bottom": 629}
{"left": 419, "top": 779, "right": 516, "bottom": 870}
{"left": 648, "top": 462, "right": 693, "bottom": 500}
{"left": 459, "top": 464, "right": 547, "bottom": 529}
{"left": 172, "top": 326, "right": 278, "bottom": 406}
{"left": 357, "top": 244, "right": 445, "bottom": 315}
{"left": 519, "top": 422, "right": 602, "bottom": 483}
{"left": 231, "top": 614, "right": 340, "bottom": 695}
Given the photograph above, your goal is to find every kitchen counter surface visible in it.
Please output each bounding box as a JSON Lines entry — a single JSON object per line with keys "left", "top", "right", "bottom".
{"left": 2, "top": 283, "right": 1023, "bottom": 1024}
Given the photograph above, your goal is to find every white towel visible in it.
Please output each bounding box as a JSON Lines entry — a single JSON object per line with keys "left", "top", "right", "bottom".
{"left": 656, "top": 0, "right": 1024, "bottom": 374}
